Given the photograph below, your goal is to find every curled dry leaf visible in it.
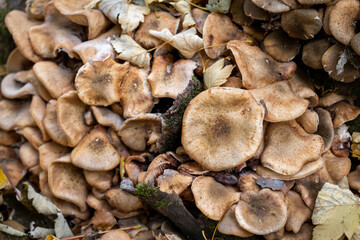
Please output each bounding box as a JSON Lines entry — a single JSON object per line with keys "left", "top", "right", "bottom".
{"left": 171, "top": 1, "right": 195, "bottom": 28}
{"left": 204, "top": 58, "right": 234, "bottom": 89}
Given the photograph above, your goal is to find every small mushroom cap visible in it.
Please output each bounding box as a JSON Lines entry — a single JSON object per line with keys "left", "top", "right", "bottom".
{"left": 28, "top": 70, "right": 52, "bottom": 102}
{"left": 39, "top": 142, "right": 70, "bottom": 171}
{"left": 244, "top": 0, "right": 270, "bottom": 21}
{"left": 71, "top": 126, "right": 121, "bottom": 171}
{"left": 191, "top": 8, "right": 210, "bottom": 34}
{"left": 105, "top": 188, "right": 143, "bottom": 213}
{"left": 75, "top": 58, "right": 130, "bottom": 106}
{"left": 285, "top": 191, "right": 312, "bottom": 234}
{"left": 182, "top": 87, "right": 264, "bottom": 171}
{"left": 0, "top": 146, "right": 27, "bottom": 189}
{"left": 348, "top": 165, "right": 360, "bottom": 190}
{"left": 118, "top": 113, "right": 163, "bottom": 152}
{"left": 135, "top": 12, "right": 180, "bottom": 49}
{"left": 6, "top": 48, "right": 33, "bottom": 73}
{"left": 302, "top": 39, "right": 332, "bottom": 69}
{"left": 33, "top": 61, "right": 75, "bottom": 99}
{"left": 91, "top": 106, "right": 123, "bottom": 131}
{"left": 16, "top": 127, "right": 45, "bottom": 149}
{"left": 5, "top": 10, "right": 42, "bottom": 62}
{"left": 0, "top": 99, "right": 36, "bottom": 131}
{"left": 330, "top": 101, "right": 360, "bottom": 128}
{"left": 281, "top": 9, "right": 322, "bottom": 40}
{"left": 191, "top": 176, "right": 241, "bottom": 221}
{"left": 329, "top": 0, "right": 360, "bottom": 45}
{"left": 100, "top": 230, "right": 131, "bottom": 240}
{"left": 228, "top": 40, "right": 297, "bottom": 89}
{"left": 281, "top": 223, "right": 314, "bottom": 240}
{"left": 48, "top": 161, "right": 88, "bottom": 212}
{"left": 0, "top": 130, "right": 21, "bottom": 146}
{"left": 350, "top": 32, "right": 360, "bottom": 55}
{"left": 218, "top": 205, "right": 254, "bottom": 237}
{"left": 57, "top": 90, "right": 90, "bottom": 147}
{"left": 87, "top": 193, "right": 112, "bottom": 211}
{"left": 203, "top": 13, "right": 254, "bottom": 59}
{"left": 251, "top": 0, "right": 290, "bottom": 13}
{"left": 238, "top": 172, "right": 261, "bottom": 192}
{"left": 1, "top": 73, "right": 36, "bottom": 99}
{"left": 315, "top": 108, "right": 334, "bottom": 153}
{"left": 323, "top": 150, "right": 351, "bottom": 182}
{"left": 148, "top": 55, "right": 197, "bottom": 99}
{"left": 235, "top": 189, "right": 287, "bottom": 235}
{"left": 318, "top": 92, "right": 353, "bottom": 107}
{"left": 296, "top": 109, "right": 319, "bottom": 134}
{"left": 90, "top": 209, "right": 117, "bottom": 230}
{"left": 331, "top": 124, "right": 351, "bottom": 157}
{"left": 30, "top": 95, "right": 49, "bottom": 142}
{"left": 288, "top": 69, "right": 319, "bottom": 107}
{"left": 156, "top": 169, "right": 194, "bottom": 195}
{"left": 26, "top": 0, "right": 48, "bottom": 20}
{"left": 84, "top": 170, "right": 113, "bottom": 192}
{"left": 261, "top": 121, "right": 324, "bottom": 175}
{"left": 19, "top": 142, "right": 39, "bottom": 169}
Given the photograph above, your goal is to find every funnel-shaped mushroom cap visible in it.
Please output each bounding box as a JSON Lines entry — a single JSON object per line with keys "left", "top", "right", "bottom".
{"left": 0, "top": 146, "right": 27, "bottom": 189}
{"left": 39, "top": 142, "right": 70, "bottom": 171}
{"left": 0, "top": 99, "right": 36, "bottom": 131}
{"left": 19, "top": 142, "right": 39, "bottom": 169}
{"left": 119, "top": 66, "right": 154, "bottom": 118}
{"left": 105, "top": 188, "right": 143, "bottom": 213}
{"left": 191, "top": 176, "right": 241, "bottom": 220}
{"left": 6, "top": 48, "right": 33, "bottom": 73}
{"left": 57, "top": 90, "right": 90, "bottom": 147}
{"left": 71, "top": 126, "right": 121, "bottom": 171}
{"left": 75, "top": 58, "right": 130, "bottom": 106}
{"left": 227, "top": 40, "right": 297, "bottom": 89}
{"left": 91, "top": 106, "right": 123, "bottom": 131}
{"left": 329, "top": 0, "right": 360, "bottom": 45}
{"left": 5, "top": 10, "right": 42, "bottom": 62}
{"left": 156, "top": 169, "right": 194, "bottom": 195}
{"left": 281, "top": 9, "right": 322, "bottom": 40}
{"left": 48, "top": 161, "right": 88, "bottom": 212}
{"left": 100, "top": 230, "right": 131, "bottom": 240}
{"left": 249, "top": 81, "right": 309, "bottom": 122}
{"left": 315, "top": 108, "right": 334, "bottom": 153}
{"left": 33, "top": 61, "right": 75, "bottom": 99}
{"left": 118, "top": 113, "right": 163, "bottom": 152}
{"left": 135, "top": 12, "right": 180, "bottom": 49}
{"left": 84, "top": 170, "right": 113, "bottom": 192}
{"left": 296, "top": 109, "right": 319, "bottom": 134}
{"left": 29, "top": 3, "right": 85, "bottom": 58}
{"left": 330, "top": 101, "right": 360, "bottom": 128}
{"left": 348, "top": 165, "right": 360, "bottom": 190}
{"left": 43, "top": 100, "right": 69, "bottom": 146}
{"left": 148, "top": 55, "right": 197, "bottom": 99}
{"left": 182, "top": 87, "right": 264, "bottom": 171}
{"left": 302, "top": 38, "right": 332, "bottom": 69}
{"left": 235, "top": 189, "right": 287, "bottom": 235}
{"left": 218, "top": 205, "right": 254, "bottom": 238}
{"left": 72, "top": 26, "right": 121, "bottom": 64}
{"left": 252, "top": 0, "right": 290, "bottom": 13}
{"left": 285, "top": 191, "right": 312, "bottom": 234}
{"left": 261, "top": 121, "right": 324, "bottom": 175}
{"left": 1, "top": 73, "right": 36, "bottom": 99}
{"left": 53, "top": 0, "right": 110, "bottom": 39}
{"left": 203, "top": 13, "right": 254, "bottom": 59}
{"left": 30, "top": 95, "right": 49, "bottom": 142}
{"left": 0, "top": 130, "right": 21, "bottom": 146}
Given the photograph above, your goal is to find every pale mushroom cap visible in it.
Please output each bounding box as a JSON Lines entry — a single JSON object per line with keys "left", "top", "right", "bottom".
{"left": 91, "top": 106, "right": 123, "bottom": 131}
{"left": 19, "top": 142, "right": 39, "bottom": 169}
{"left": 84, "top": 170, "right": 113, "bottom": 192}
{"left": 105, "top": 188, "right": 143, "bottom": 213}
{"left": 5, "top": 48, "right": 33, "bottom": 73}
{"left": 251, "top": 0, "right": 290, "bottom": 13}
{"left": 191, "top": 176, "right": 241, "bottom": 221}
{"left": 71, "top": 126, "right": 121, "bottom": 171}
{"left": 1, "top": 72, "right": 36, "bottom": 99}
{"left": 156, "top": 169, "right": 194, "bottom": 195}
{"left": 75, "top": 58, "right": 130, "bottom": 106}
{"left": 285, "top": 191, "right": 312, "bottom": 234}
{"left": 0, "top": 99, "right": 36, "bottom": 131}
{"left": 296, "top": 109, "right": 319, "bottom": 134}
{"left": 318, "top": 92, "right": 353, "bottom": 107}
{"left": 39, "top": 142, "right": 70, "bottom": 171}
{"left": 182, "top": 87, "right": 264, "bottom": 171}
{"left": 218, "top": 205, "right": 254, "bottom": 238}
{"left": 261, "top": 121, "right": 324, "bottom": 175}
{"left": 235, "top": 189, "right": 287, "bottom": 235}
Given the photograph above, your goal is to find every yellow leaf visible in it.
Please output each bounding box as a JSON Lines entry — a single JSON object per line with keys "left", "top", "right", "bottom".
{"left": 120, "top": 156, "right": 125, "bottom": 181}
{"left": 45, "top": 234, "right": 59, "bottom": 240}
{"left": 203, "top": 59, "right": 234, "bottom": 89}
{"left": 0, "top": 168, "right": 9, "bottom": 190}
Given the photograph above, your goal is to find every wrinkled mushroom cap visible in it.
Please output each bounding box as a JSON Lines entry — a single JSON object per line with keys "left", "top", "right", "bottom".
{"left": 182, "top": 87, "right": 264, "bottom": 171}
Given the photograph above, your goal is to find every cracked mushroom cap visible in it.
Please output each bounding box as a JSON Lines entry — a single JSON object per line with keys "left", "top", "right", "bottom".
{"left": 0, "top": 99, "right": 36, "bottom": 131}
{"left": 118, "top": 113, "right": 163, "bottom": 152}
{"left": 182, "top": 87, "right": 264, "bottom": 171}
{"left": 75, "top": 58, "right": 130, "bottom": 106}
{"left": 251, "top": 0, "right": 290, "bottom": 13}
{"left": 5, "top": 10, "right": 42, "bottom": 62}
{"left": 261, "top": 121, "right": 324, "bottom": 175}
{"left": 84, "top": 170, "right": 113, "bottom": 192}
{"left": 218, "top": 205, "right": 254, "bottom": 238}
{"left": 191, "top": 176, "right": 241, "bottom": 221}
{"left": 30, "top": 95, "right": 49, "bottom": 142}
{"left": 148, "top": 55, "right": 197, "bottom": 99}
{"left": 330, "top": 101, "right": 360, "bottom": 128}
{"left": 302, "top": 38, "right": 332, "bottom": 70}
{"left": 285, "top": 191, "right": 312, "bottom": 234}
{"left": 71, "top": 126, "right": 121, "bottom": 171}
{"left": 5, "top": 48, "right": 32, "bottom": 73}
{"left": 235, "top": 189, "right": 287, "bottom": 235}
{"left": 91, "top": 106, "right": 123, "bottom": 131}
{"left": 156, "top": 169, "right": 194, "bottom": 195}
{"left": 228, "top": 40, "right": 297, "bottom": 89}
{"left": 1, "top": 72, "right": 36, "bottom": 99}
{"left": 296, "top": 109, "right": 319, "bottom": 134}
{"left": 39, "top": 142, "right": 70, "bottom": 171}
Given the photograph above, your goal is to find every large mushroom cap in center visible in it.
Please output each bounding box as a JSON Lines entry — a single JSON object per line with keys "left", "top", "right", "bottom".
{"left": 182, "top": 87, "right": 264, "bottom": 171}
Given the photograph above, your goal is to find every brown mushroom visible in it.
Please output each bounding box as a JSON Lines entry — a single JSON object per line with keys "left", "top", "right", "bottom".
{"left": 323, "top": 150, "right": 351, "bottom": 182}
{"left": 315, "top": 108, "right": 334, "bottom": 153}
{"left": 330, "top": 100, "right": 360, "bottom": 128}
{"left": 19, "top": 142, "right": 39, "bottom": 169}
{"left": 30, "top": 95, "right": 50, "bottom": 141}
{"left": 281, "top": 223, "right": 314, "bottom": 240}
{"left": 0, "top": 99, "right": 36, "bottom": 131}
{"left": 91, "top": 106, "right": 123, "bottom": 131}
{"left": 25, "top": 0, "right": 48, "bottom": 20}
{"left": 218, "top": 205, "right": 254, "bottom": 238}
{"left": 89, "top": 209, "right": 117, "bottom": 230}
{"left": 285, "top": 191, "right": 312, "bottom": 233}
{"left": 331, "top": 124, "right": 351, "bottom": 157}
{"left": 5, "top": 48, "right": 33, "bottom": 73}
{"left": 100, "top": 230, "right": 131, "bottom": 240}
{"left": 1, "top": 72, "right": 36, "bottom": 99}
{"left": 0, "top": 130, "right": 21, "bottom": 146}
{"left": 105, "top": 188, "right": 143, "bottom": 213}
{"left": 86, "top": 193, "right": 112, "bottom": 211}
{"left": 84, "top": 170, "right": 113, "bottom": 192}
{"left": 318, "top": 92, "right": 353, "bottom": 107}
{"left": 156, "top": 169, "right": 194, "bottom": 195}
{"left": 39, "top": 142, "right": 70, "bottom": 171}
{"left": 251, "top": 0, "right": 290, "bottom": 13}
{"left": 244, "top": 0, "right": 270, "bottom": 21}
{"left": 348, "top": 165, "right": 360, "bottom": 190}
{"left": 302, "top": 38, "right": 332, "bottom": 69}
{"left": 296, "top": 109, "right": 319, "bottom": 134}
{"left": 350, "top": 32, "right": 360, "bottom": 55}
{"left": 16, "top": 127, "right": 44, "bottom": 149}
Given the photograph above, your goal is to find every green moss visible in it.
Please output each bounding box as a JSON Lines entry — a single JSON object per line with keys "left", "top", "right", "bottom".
{"left": 155, "top": 199, "right": 171, "bottom": 209}
{"left": 0, "top": 7, "right": 16, "bottom": 65}
{"left": 134, "top": 183, "right": 159, "bottom": 197}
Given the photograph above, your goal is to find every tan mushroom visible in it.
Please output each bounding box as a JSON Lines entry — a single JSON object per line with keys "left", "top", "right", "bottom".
{"left": 124, "top": 155, "right": 146, "bottom": 185}
{"left": 1, "top": 72, "right": 36, "bottom": 99}
{"left": 90, "top": 209, "right": 117, "bottom": 230}
{"left": 350, "top": 32, "right": 360, "bottom": 55}
{"left": 100, "top": 230, "right": 131, "bottom": 240}
{"left": 244, "top": 0, "right": 270, "bottom": 21}
{"left": 218, "top": 205, "right": 254, "bottom": 238}
{"left": 238, "top": 172, "right": 261, "bottom": 192}
{"left": 182, "top": 87, "right": 264, "bottom": 171}
{"left": 84, "top": 170, "right": 113, "bottom": 192}
{"left": 0, "top": 99, "right": 36, "bottom": 131}
{"left": 86, "top": 193, "right": 112, "bottom": 211}
{"left": 331, "top": 124, "right": 351, "bottom": 157}
{"left": 228, "top": 40, "right": 297, "bottom": 89}
{"left": 30, "top": 95, "right": 50, "bottom": 141}
{"left": 285, "top": 191, "right": 312, "bottom": 233}
{"left": 0, "top": 146, "right": 26, "bottom": 189}
{"left": 91, "top": 106, "right": 123, "bottom": 131}
{"left": 19, "top": 142, "right": 39, "bottom": 169}
{"left": 28, "top": 70, "right": 52, "bottom": 102}
{"left": 5, "top": 48, "right": 32, "bottom": 73}
{"left": 296, "top": 109, "right": 319, "bottom": 134}
{"left": 252, "top": 0, "right": 290, "bottom": 13}
{"left": 147, "top": 55, "right": 197, "bottom": 99}
{"left": 330, "top": 100, "right": 360, "bottom": 128}
{"left": 156, "top": 169, "right": 194, "bottom": 195}
{"left": 288, "top": 69, "right": 319, "bottom": 107}
{"left": 191, "top": 8, "right": 210, "bottom": 34}
{"left": 302, "top": 38, "right": 332, "bottom": 69}
{"left": 281, "top": 223, "right": 314, "bottom": 240}
{"left": 177, "top": 162, "right": 209, "bottom": 176}
{"left": 75, "top": 58, "right": 130, "bottom": 106}
{"left": 16, "top": 127, "right": 44, "bottom": 149}
{"left": 105, "top": 188, "right": 143, "bottom": 213}
{"left": 315, "top": 108, "right": 334, "bottom": 153}
{"left": 39, "top": 142, "right": 70, "bottom": 171}
{"left": 191, "top": 176, "right": 240, "bottom": 221}
{"left": 25, "top": 0, "right": 48, "bottom": 20}
{"left": 71, "top": 126, "right": 121, "bottom": 171}
{"left": 318, "top": 92, "right": 353, "bottom": 107}
{"left": 0, "top": 130, "right": 21, "bottom": 146}
{"left": 323, "top": 150, "right": 351, "bottom": 183}
{"left": 348, "top": 165, "right": 360, "bottom": 190}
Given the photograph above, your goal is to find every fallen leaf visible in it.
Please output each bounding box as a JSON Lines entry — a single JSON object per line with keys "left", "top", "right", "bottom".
{"left": 203, "top": 58, "right": 234, "bottom": 89}
{"left": 0, "top": 223, "right": 26, "bottom": 237}
{"left": 312, "top": 183, "right": 360, "bottom": 240}
{"left": 45, "top": 234, "right": 60, "bottom": 240}
{"left": 110, "top": 35, "right": 151, "bottom": 68}
{"left": 206, "top": 0, "right": 232, "bottom": 14}
{"left": 0, "top": 168, "right": 9, "bottom": 189}
{"left": 171, "top": 1, "right": 195, "bottom": 28}
{"left": 150, "top": 27, "right": 203, "bottom": 58}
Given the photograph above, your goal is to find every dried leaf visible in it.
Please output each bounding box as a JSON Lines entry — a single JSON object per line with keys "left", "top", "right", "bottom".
{"left": 45, "top": 234, "right": 60, "bottom": 240}
{"left": 203, "top": 59, "right": 234, "bottom": 89}
{"left": 0, "top": 168, "right": 9, "bottom": 189}
{"left": 206, "top": 0, "right": 232, "bottom": 14}
{"left": 110, "top": 35, "right": 151, "bottom": 68}
{"left": 312, "top": 183, "right": 360, "bottom": 240}
{"left": 149, "top": 28, "right": 203, "bottom": 58}
{"left": 171, "top": 1, "right": 195, "bottom": 28}
{"left": 0, "top": 223, "right": 26, "bottom": 237}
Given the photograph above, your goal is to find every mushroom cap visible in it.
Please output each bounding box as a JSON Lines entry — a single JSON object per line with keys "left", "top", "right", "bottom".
{"left": 298, "top": 0, "right": 332, "bottom": 4}
{"left": 249, "top": 81, "right": 309, "bottom": 122}
{"left": 296, "top": 109, "right": 319, "bottom": 134}
{"left": 323, "top": 150, "right": 351, "bottom": 182}
{"left": 218, "top": 205, "right": 254, "bottom": 238}
{"left": 288, "top": 69, "right": 319, "bottom": 107}
{"left": 261, "top": 121, "right": 324, "bottom": 175}
{"left": 331, "top": 124, "right": 351, "bottom": 157}
{"left": 329, "top": 0, "right": 360, "bottom": 45}
{"left": 91, "top": 106, "right": 123, "bottom": 131}
{"left": 348, "top": 165, "right": 360, "bottom": 190}
{"left": 251, "top": 0, "right": 290, "bottom": 13}
{"left": 318, "top": 92, "right": 353, "bottom": 107}
{"left": 118, "top": 113, "right": 163, "bottom": 152}
{"left": 147, "top": 55, "right": 197, "bottom": 99}
{"left": 100, "top": 230, "right": 131, "bottom": 240}
{"left": 33, "top": 61, "right": 75, "bottom": 99}
{"left": 203, "top": 13, "right": 254, "bottom": 59}
{"left": 235, "top": 189, "right": 287, "bottom": 235}
{"left": 302, "top": 38, "right": 332, "bottom": 70}
{"left": 330, "top": 101, "right": 360, "bottom": 128}
{"left": 84, "top": 170, "right": 113, "bottom": 192}
{"left": 25, "top": 0, "right": 48, "bottom": 20}
{"left": 192, "top": 8, "right": 210, "bottom": 34}
{"left": 105, "top": 188, "right": 143, "bottom": 213}
{"left": 238, "top": 172, "right": 261, "bottom": 192}
{"left": 191, "top": 176, "right": 241, "bottom": 220}
{"left": 350, "top": 32, "right": 360, "bottom": 55}
{"left": 281, "top": 223, "right": 314, "bottom": 240}
{"left": 1, "top": 73, "right": 36, "bottom": 99}
{"left": 156, "top": 169, "right": 194, "bottom": 195}
{"left": 28, "top": 70, "right": 52, "bottom": 102}
{"left": 19, "top": 142, "right": 39, "bottom": 169}
{"left": 281, "top": 9, "right": 322, "bottom": 40}
{"left": 39, "top": 142, "right": 70, "bottom": 171}
{"left": 285, "top": 191, "right": 312, "bottom": 234}
{"left": 16, "top": 127, "right": 45, "bottom": 149}
{"left": 5, "top": 10, "right": 42, "bottom": 62}
{"left": 0, "top": 130, "right": 21, "bottom": 146}
{"left": 5, "top": 48, "right": 33, "bottom": 73}
{"left": 0, "top": 99, "right": 36, "bottom": 131}
{"left": 315, "top": 108, "right": 334, "bottom": 153}
{"left": 178, "top": 162, "right": 209, "bottom": 176}
{"left": 87, "top": 193, "right": 112, "bottom": 211}
{"left": 244, "top": 0, "right": 270, "bottom": 21}
{"left": 228, "top": 40, "right": 297, "bottom": 89}
{"left": 57, "top": 90, "right": 90, "bottom": 147}
{"left": 75, "top": 58, "right": 130, "bottom": 106}
{"left": 0, "top": 146, "right": 27, "bottom": 189}
{"left": 71, "top": 126, "right": 121, "bottom": 171}
{"left": 182, "top": 87, "right": 264, "bottom": 171}
{"left": 30, "top": 95, "right": 49, "bottom": 142}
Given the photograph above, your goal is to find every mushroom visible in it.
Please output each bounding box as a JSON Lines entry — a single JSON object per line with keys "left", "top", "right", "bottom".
{"left": 100, "top": 230, "right": 131, "bottom": 240}
{"left": 227, "top": 40, "right": 297, "bottom": 89}
{"left": 296, "top": 109, "right": 319, "bottom": 134}
{"left": 19, "top": 142, "right": 39, "bottom": 169}
{"left": 30, "top": 95, "right": 49, "bottom": 141}
{"left": 87, "top": 193, "right": 112, "bottom": 211}
{"left": 244, "top": 0, "right": 270, "bottom": 21}
{"left": 238, "top": 172, "right": 261, "bottom": 192}
{"left": 318, "top": 92, "right": 353, "bottom": 107}
{"left": 0, "top": 130, "right": 21, "bottom": 146}
{"left": 331, "top": 124, "right": 351, "bottom": 157}
{"left": 235, "top": 189, "right": 287, "bottom": 235}
{"left": 182, "top": 87, "right": 264, "bottom": 171}
{"left": 251, "top": 0, "right": 290, "bottom": 13}
{"left": 298, "top": 0, "right": 332, "bottom": 4}
{"left": 322, "top": 150, "right": 351, "bottom": 183}
{"left": 25, "top": 0, "right": 48, "bottom": 20}
{"left": 348, "top": 165, "right": 360, "bottom": 190}
{"left": 75, "top": 58, "right": 130, "bottom": 106}
{"left": 16, "top": 127, "right": 44, "bottom": 149}
{"left": 38, "top": 142, "right": 70, "bottom": 171}
{"left": 105, "top": 188, "right": 143, "bottom": 213}
{"left": 0, "top": 146, "right": 26, "bottom": 189}
{"left": 329, "top": 100, "right": 360, "bottom": 128}
{"left": 91, "top": 106, "right": 123, "bottom": 131}
{"left": 191, "top": 176, "right": 240, "bottom": 221}
{"left": 302, "top": 38, "right": 332, "bottom": 70}
{"left": 191, "top": 8, "right": 209, "bottom": 34}
{"left": 89, "top": 209, "right": 117, "bottom": 230}
{"left": 350, "top": 32, "right": 360, "bottom": 55}
{"left": 84, "top": 170, "right": 113, "bottom": 192}
{"left": 288, "top": 69, "right": 319, "bottom": 107}
{"left": 281, "top": 223, "right": 314, "bottom": 240}
{"left": 315, "top": 108, "right": 334, "bottom": 153}
{"left": 5, "top": 48, "right": 33, "bottom": 73}
{"left": 218, "top": 205, "right": 254, "bottom": 238}
{"left": 0, "top": 99, "right": 36, "bottom": 131}
{"left": 28, "top": 70, "right": 52, "bottom": 102}
{"left": 285, "top": 191, "right": 312, "bottom": 233}
{"left": 156, "top": 169, "right": 194, "bottom": 195}
{"left": 1, "top": 72, "right": 36, "bottom": 99}
{"left": 230, "top": 0, "right": 253, "bottom": 26}
{"left": 178, "top": 162, "right": 209, "bottom": 176}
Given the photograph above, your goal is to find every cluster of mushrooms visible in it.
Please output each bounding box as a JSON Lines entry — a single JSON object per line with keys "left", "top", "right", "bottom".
{"left": 1, "top": 0, "right": 360, "bottom": 239}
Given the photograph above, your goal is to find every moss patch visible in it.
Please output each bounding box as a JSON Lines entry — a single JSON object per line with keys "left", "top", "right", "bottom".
{"left": 135, "top": 183, "right": 159, "bottom": 197}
